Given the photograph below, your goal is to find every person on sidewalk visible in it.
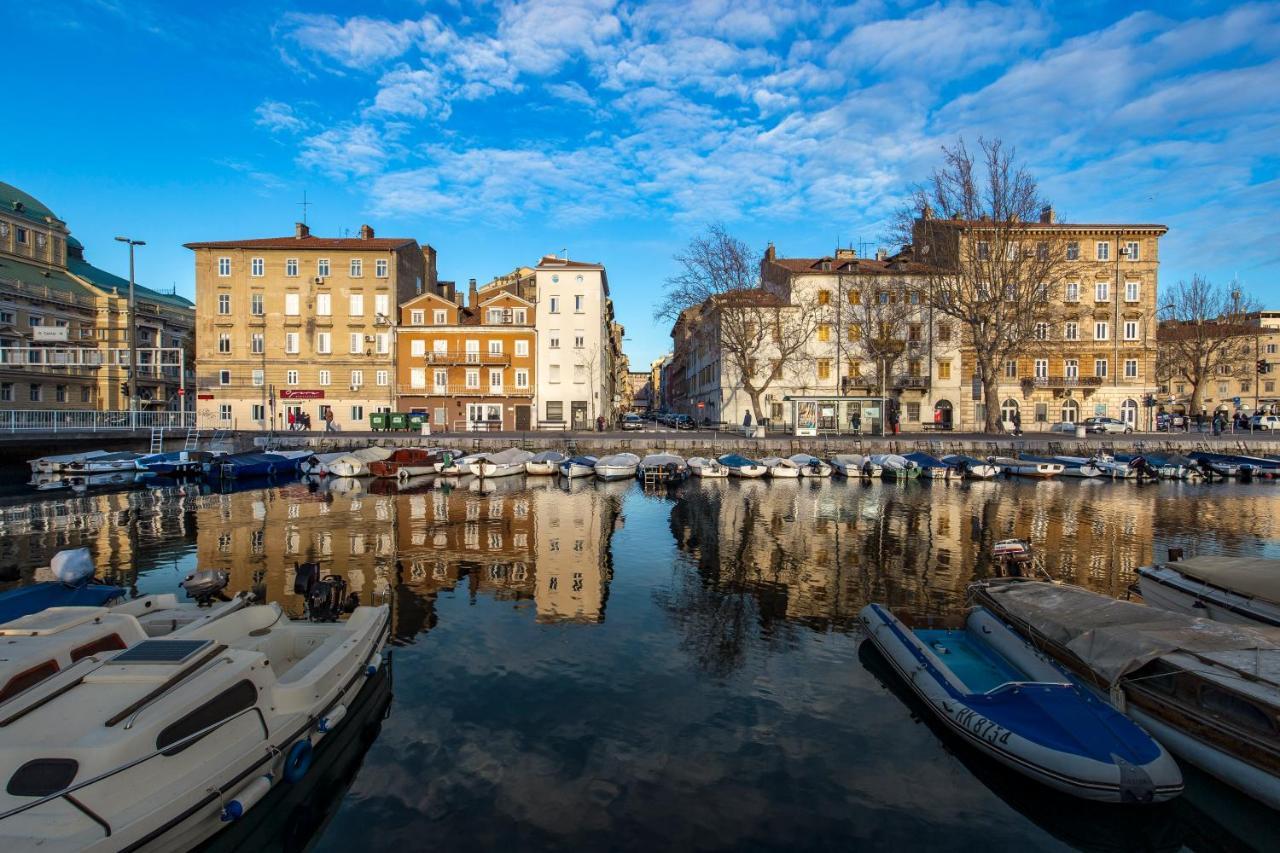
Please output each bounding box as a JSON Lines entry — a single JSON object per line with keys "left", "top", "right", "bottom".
{"left": 324, "top": 408, "right": 336, "bottom": 432}
{"left": 287, "top": 409, "right": 296, "bottom": 431}
{"left": 1012, "top": 410, "right": 1022, "bottom": 436}
{"left": 596, "top": 414, "right": 605, "bottom": 432}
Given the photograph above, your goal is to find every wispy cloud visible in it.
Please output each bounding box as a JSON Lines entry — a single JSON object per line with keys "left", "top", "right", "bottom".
{"left": 255, "top": 99, "right": 308, "bottom": 133}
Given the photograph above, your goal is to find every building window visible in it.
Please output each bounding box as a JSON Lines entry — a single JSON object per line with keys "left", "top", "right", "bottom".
{"left": 906, "top": 402, "right": 920, "bottom": 422}
{"left": 1125, "top": 242, "right": 1140, "bottom": 261}
{"left": 280, "top": 257, "right": 296, "bottom": 277}
{"left": 350, "top": 259, "right": 363, "bottom": 278}
{"left": 488, "top": 340, "right": 503, "bottom": 355}
{"left": 1267, "top": 343, "right": 1277, "bottom": 355}
{"left": 250, "top": 257, "right": 265, "bottom": 277}
{"left": 549, "top": 335, "right": 560, "bottom": 349}
{"left": 817, "top": 290, "right": 831, "bottom": 306}
{"left": 219, "top": 404, "right": 232, "bottom": 421}
{"left": 1034, "top": 322, "right": 1048, "bottom": 340}
{"left": 54, "top": 384, "right": 66, "bottom": 402}
{"left": 376, "top": 333, "right": 389, "bottom": 354}
{"left": 218, "top": 369, "right": 231, "bottom": 385}
{"left": 574, "top": 364, "right": 587, "bottom": 383}
{"left": 218, "top": 333, "right": 231, "bottom": 354}
{"left": 217, "top": 294, "right": 231, "bottom": 315}
{"left": 546, "top": 401, "right": 564, "bottom": 422}
{"left": 1004, "top": 360, "right": 1018, "bottom": 378}
{"left": 515, "top": 369, "right": 529, "bottom": 388}
{"left": 0, "top": 382, "right": 12, "bottom": 402}
{"left": 285, "top": 332, "right": 299, "bottom": 354}
{"left": 937, "top": 361, "right": 951, "bottom": 380}
{"left": 1125, "top": 281, "right": 1141, "bottom": 302}
{"left": 349, "top": 293, "right": 364, "bottom": 316}
{"left": 80, "top": 386, "right": 90, "bottom": 403}
{"left": 410, "top": 309, "right": 425, "bottom": 324}
{"left": 251, "top": 333, "right": 264, "bottom": 354}
{"left": 1095, "top": 359, "right": 1108, "bottom": 378}
{"left": 1034, "top": 359, "right": 1048, "bottom": 379}
{"left": 28, "top": 315, "right": 41, "bottom": 326}
{"left": 410, "top": 339, "right": 426, "bottom": 357}
{"left": 433, "top": 309, "right": 447, "bottom": 324}
{"left": 375, "top": 258, "right": 388, "bottom": 278}
{"left": 465, "top": 369, "right": 480, "bottom": 389}
{"left": 1124, "top": 359, "right": 1138, "bottom": 378}
{"left": 319, "top": 369, "right": 330, "bottom": 386}
{"left": 317, "top": 332, "right": 331, "bottom": 354}
{"left": 817, "top": 324, "right": 831, "bottom": 343}
{"left": 252, "top": 404, "right": 265, "bottom": 420}
{"left": 936, "top": 323, "right": 950, "bottom": 343}
{"left": 1095, "top": 322, "right": 1109, "bottom": 341}
{"left": 376, "top": 370, "right": 388, "bottom": 386}
{"left": 284, "top": 293, "right": 300, "bottom": 315}
{"left": 549, "top": 296, "right": 560, "bottom": 314}
{"left": 27, "top": 383, "right": 40, "bottom": 401}
{"left": 252, "top": 369, "right": 264, "bottom": 386}
{"left": 1240, "top": 380, "right": 1251, "bottom": 393}
{"left": 350, "top": 370, "right": 363, "bottom": 387}
{"left": 489, "top": 369, "right": 503, "bottom": 390}
{"left": 434, "top": 369, "right": 447, "bottom": 390}
{"left": 286, "top": 370, "right": 298, "bottom": 385}
{"left": 1096, "top": 242, "right": 1110, "bottom": 261}
{"left": 1095, "top": 282, "right": 1109, "bottom": 302}
{"left": 1066, "top": 242, "right": 1079, "bottom": 261}
{"left": 250, "top": 293, "right": 264, "bottom": 315}
{"left": 317, "top": 259, "right": 331, "bottom": 277}
{"left": 217, "top": 257, "right": 231, "bottom": 277}
{"left": 310, "top": 292, "right": 329, "bottom": 317}
{"left": 574, "top": 334, "right": 585, "bottom": 349}
{"left": 549, "top": 364, "right": 561, "bottom": 383}
{"left": 976, "top": 241, "right": 990, "bottom": 260}
{"left": 1065, "top": 281, "right": 1079, "bottom": 302}
{"left": 817, "top": 359, "right": 831, "bottom": 380}
{"left": 574, "top": 295, "right": 584, "bottom": 312}
{"left": 515, "top": 340, "right": 529, "bottom": 357}
{"left": 1218, "top": 381, "right": 1228, "bottom": 395}
{"left": 351, "top": 405, "right": 364, "bottom": 421}
{"left": 1064, "top": 322, "right": 1078, "bottom": 341}
{"left": 1123, "top": 321, "right": 1139, "bottom": 341}
{"left": 349, "top": 333, "right": 362, "bottom": 354}
{"left": 374, "top": 294, "right": 390, "bottom": 319}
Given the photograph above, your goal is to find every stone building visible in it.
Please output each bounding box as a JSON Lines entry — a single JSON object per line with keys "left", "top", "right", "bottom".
{"left": 1158, "top": 310, "right": 1280, "bottom": 419}
{"left": 186, "top": 223, "right": 431, "bottom": 431}
{"left": 0, "top": 181, "right": 193, "bottom": 413}
{"left": 395, "top": 279, "right": 536, "bottom": 431}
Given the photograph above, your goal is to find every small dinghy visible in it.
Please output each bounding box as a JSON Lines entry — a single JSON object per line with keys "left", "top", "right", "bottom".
{"left": 830, "top": 454, "right": 880, "bottom": 478}
{"left": 1055, "top": 455, "right": 1134, "bottom": 479}
{"left": 28, "top": 451, "right": 110, "bottom": 475}
{"left": 435, "top": 451, "right": 479, "bottom": 476}
{"left": 299, "top": 451, "right": 348, "bottom": 476}
{"left": 1021, "top": 455, "right": 1101, "bottom": 478}
{"left": 860, "top": 604, "right": 1182, "bottom": 803}
{"left": 870, "top": 454, "right": 920, "bottom": 480}
{"left": 473, "top": 448, "right": 534, "bottom": 478}
{"left": 1188, "top": 451, "right": 1243, "bottom": 479}
{"left": 0, "top": 550, "right": 124, "bottom": 625}
{"left": 595, "top": 452, "right": 641, "bottom": 481}
{"left": 367, "top": 447, "right": 441, "bottom": 478}
{"left": 789, "top": 454, "right": 832, "bottom": 477}
{"left": 526, "top": 450, "right": 568, "bottom": 475}
{"left": 1137, "top": 555, "right": 1280, "bottom": 629}
{"left": 991, "top": 457, "right": 1062, "bottom": 478}
{"left": 326, "top": 446, "right": 393, "bottom": 478}
{"left": 560, "top": 455, "right": 598, "bottom": 479}
{"left": 718, "top": 453, "right": 766, "bottom": 478}
{"left": 761, "top": 457, "right": 801, "bottom": 478}
{"left": 904, "top": 452, "right": 956, "bottom": 480}
{"left": 940, "top": 454, "right": 999, "bottom": 479}
{"left": 687, "top": 456, "right": 729, "bottom": 478}
{"left": 66, "top": 451, "right": 145, "bottom": 474}
{"left": 639, "top": 454, "right": 689, "bottom": 483}
{"left": 0, "top": 596, "right": 389, "bottom": 850}
{"left": 207, "top": 452, "right": 302, "bottom": 479}
{"left": 1150, "top": 454, "right": 1203, "bottom": 481}
{"left": 136, "top": 450, "right": 221, "bottom": 476}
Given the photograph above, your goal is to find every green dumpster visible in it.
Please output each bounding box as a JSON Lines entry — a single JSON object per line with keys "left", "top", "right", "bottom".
{"left": 407, "top": 412, "right": 426, "bottom": 429}
{"left": 369, "top": 412, "right": 389, "bottom": 431}
{"left": 389, "top": 412, "right": 409, "bottom": 430}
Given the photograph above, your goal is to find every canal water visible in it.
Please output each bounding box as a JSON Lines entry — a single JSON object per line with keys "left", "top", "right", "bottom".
{"left": 2, "top": 473, "right": 1279, "bottom": 851}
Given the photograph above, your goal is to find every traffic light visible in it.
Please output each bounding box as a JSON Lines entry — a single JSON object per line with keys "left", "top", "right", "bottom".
{"left": 120, "top": 382, "right": 129, "bottom": 396}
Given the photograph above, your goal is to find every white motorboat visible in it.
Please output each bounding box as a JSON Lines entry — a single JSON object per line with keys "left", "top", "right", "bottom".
{"left": 473, "top": 448, "right": 534, "bottom": 478}
{"left": 687, "top": 456, "right": 729, "bottom": 478}
{"left": 718, "top": 454, "right": 766, "bottom": 478}
{"left": 638, "top": 454, "right": 689, "bottom": 483}
{"left": 0, "top": 601, "right": 389, "bottom": 851}
{"left": 1056, "top": 455, "right": 1133, "bottom": 479}
{"left": 436, "top": 452, "right": 481, "bottom": 476}
{"left": 1031, "top": 455, "right": 1103, "bottom": 478}
{"left": 526, "top": 450, "right": 567, "bottom": 475}
{"left": 325, "top": 446, "right": 393, "bottom": 478}
{"left": 761, "top": 457, "right": 801, "bottom": 478}
{"left": 299, "top": 451, "right": 349, "bottom": 476}
{"left": 559, "top": 455, "right": 598, "bottom": 478}
{"left": 1137, "top": 556, "right": 1280, "bottom": 629}
{"left": 65, "top": 452, "right": 146, "bottom": 474}
{"left": 594, "top": 452, "right": 641, "bottom": 481}
{"left": 939, "top": 454, "right": 999, "bottom": 479}
{"left": 991, "top": 457, "right": 1062, "bottom": 478}
{"left": 789, "top": 454, "right": 832, "bottom": 477}
{"left": 869, "top": 454, "right": 920, "bottom": 479}
{"left": 28, "top": 451, "right": 110, "bottom": 475}
{"left": 830, "top": 454, "right": 880, "bottom": 478}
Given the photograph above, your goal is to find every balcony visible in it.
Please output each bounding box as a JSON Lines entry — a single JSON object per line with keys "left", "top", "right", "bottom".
{"left": 892, "top": 374, "right": 929, "bottom": 389}
{"left": 424, "top": 351, "right": 512, "bottom": 366}
{"left": 397, "top": 384, "right": 532, "bottom": 397}
{"left": 1031, "top": 376, "right": 1104, "bottom": 388}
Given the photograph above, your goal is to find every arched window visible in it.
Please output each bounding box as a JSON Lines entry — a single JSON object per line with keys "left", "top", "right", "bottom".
{"left": 1061, "top": 399, "right": 1080, "bottom": 423}
{"left": 933, "top": 399, "right": 953, "bottom": 429}
{"left": 1120, "top": 399, "right": 1138, "bottom": 426}
{"left": 1000, "top": 398, "right": 1020, "bottom": 423}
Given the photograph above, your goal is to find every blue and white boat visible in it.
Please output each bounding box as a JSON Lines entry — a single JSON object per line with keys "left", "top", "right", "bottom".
{"left": 559, "top": 455, "right": 598, "bottom": 479}
{"left": 136, "top": 450, "right": 222, "bottom": 476}
{"left": 904, "top": 452, "right": 960, "bottom": 480}
{"left": 0, "top": 549, "right": 124, "bottom": 624}
{"left": 1188, "top": 451, "right": 1247, "bottom": 479}
{"left": 1020, "top": 454, "right": 1102, "bottom": 479}
{"left": 860, "top": 603, "right": 1182, "bottom": 803}
{"left": 718, "top": 453, "right": 767, "bottom": 478}
{"left": 206, "top": 451, "right": 302, "bottom": 479}
{"left": 940, "top": 454, "right": 999, "bottom": 479}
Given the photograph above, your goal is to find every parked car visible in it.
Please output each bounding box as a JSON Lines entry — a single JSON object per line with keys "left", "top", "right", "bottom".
{"left": 1155, "top": 412, "right": 1187, "bottom": 431}
{"left": 672, "top": 414, "right": 697, "bottom": 430}
{"left": 1048, "top": 421, "right": 1079, "bottom": 434}
{"left": 1083, "top": 417, "right": 1133, "bottom": 435}
{"left": 621, "top": 413, "right": 644, "bottom": 430}
{"left": 1249, "top": 414, "right": 1280, "bottom": 431}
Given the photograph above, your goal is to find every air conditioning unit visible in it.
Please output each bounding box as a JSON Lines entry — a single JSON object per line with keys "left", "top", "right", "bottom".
{"left": 350, "top": 384, "right": 360, "bottom": 391}
{"left": 314, "top": 276, "right": 326, "bottom": 285}
{"left": 364, "top": 335, "right": 375, "bottom": 343}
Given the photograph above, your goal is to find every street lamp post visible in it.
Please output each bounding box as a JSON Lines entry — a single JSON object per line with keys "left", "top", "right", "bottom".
{"left": 114, "top": 237, "right": 145, "bottom": 425}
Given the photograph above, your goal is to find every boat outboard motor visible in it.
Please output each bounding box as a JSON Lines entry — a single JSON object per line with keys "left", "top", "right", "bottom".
{"left": 295, "top": 562, "right": 359, "bottom": 621}
{"left": 50, "top": 548, "right": 97, "bottom": 587}
{"left": 181, "top": 569, "right": 231, "bottom": 607}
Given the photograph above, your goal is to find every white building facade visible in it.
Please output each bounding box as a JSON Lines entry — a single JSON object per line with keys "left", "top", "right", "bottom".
{"left": 532, "top": 255, "right": 616, "bottom": 430}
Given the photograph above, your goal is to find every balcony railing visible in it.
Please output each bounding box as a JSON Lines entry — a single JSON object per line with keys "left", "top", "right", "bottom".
{"left": 0, "top": 409, "right": 194, "bottom": 433}
{"left": 892, "top": 375, "right": 929, "bottom": 389}
{"left": 424, "top": 351, "right": 512, "bottom": 366}
{"left": 397, "top": 384, "right": 532, "bottom": 397}
{"left": 1031, "top": 376, "right": 1104, "bottom": 388}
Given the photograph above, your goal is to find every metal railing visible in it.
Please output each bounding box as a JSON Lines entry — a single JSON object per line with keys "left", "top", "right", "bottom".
{"left": 1031, "top": 376, "right": 1104, "bottom": 388}
{"left": 424, "top": 351, "right": 512, "bottom": 366}
{"left": 397, "top": 384, "right": 532, "bottom": 397}
{"left": 0, "top": 409, "right": 194, "bottom": 432}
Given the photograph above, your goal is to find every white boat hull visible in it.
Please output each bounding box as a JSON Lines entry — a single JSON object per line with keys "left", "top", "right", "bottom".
{"left": 525, "top": 462, "right": 558, "bottom": 475}
{"left": 766, "top": 466, "right": 800, "bottom": 478}
{"left": 728, "top": 465, "right": 766, "bottom": 478}
{"left": 1136, "top": 567, "right": 1280, "bottom": 629}
{"left": 689, "top": 464, "right": 728, "bottom": 478}
{"left": 475, "top": 462, "right": 525, "bottom": 478}
{"left": 561, "top": 464, "right": 595, "bottom": 479}
{"left": 595, "top": 465, "right": 638, "bottom": 481}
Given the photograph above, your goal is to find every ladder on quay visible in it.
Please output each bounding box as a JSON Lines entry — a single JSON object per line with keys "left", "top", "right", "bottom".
{"left": 148, "top": 428, "right": 164, "bottom": 454}
{"left": 183, "top": 427, "right": 201, "bottom": 451}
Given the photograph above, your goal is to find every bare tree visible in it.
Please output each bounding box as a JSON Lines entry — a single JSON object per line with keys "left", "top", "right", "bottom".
{"left": 1157, "top": 275, "right": 1259, "bottom": 415}
{"left": 838, "top": 273, "right": 922, "bottom": 394}
{"left": 894, "top": 137, "right": 1072, "bottom": 432}
{"left": 657, "top": 225, "right": 822, "bottom": 423}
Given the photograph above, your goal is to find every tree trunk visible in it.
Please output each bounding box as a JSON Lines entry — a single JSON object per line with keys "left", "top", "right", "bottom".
{"left": 982, "top": 373, "right": 1002, "bottom": 434}
{"left": 1189, "top": 380, "right": 1205, "bottom": 420}
{"left": 747, "top": 389, "right": 765, "bottom": 427}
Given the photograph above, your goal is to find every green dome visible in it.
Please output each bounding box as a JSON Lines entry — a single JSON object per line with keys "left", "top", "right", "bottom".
{"left": 0, "top": 181, "right": 59, "bottom": 223}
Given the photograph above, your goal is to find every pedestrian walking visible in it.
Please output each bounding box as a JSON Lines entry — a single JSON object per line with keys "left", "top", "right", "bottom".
{"left": 324, "top": 408, "right": 336, "bottom": 432}
{"left": 287, "top": 409, "right": 296, "bottom": 431}
{"left": 1012, "top": 411, "right": 1023, "bottom": 436}
{"left": 596, "top": 414, "right": 605, "bottom": 432}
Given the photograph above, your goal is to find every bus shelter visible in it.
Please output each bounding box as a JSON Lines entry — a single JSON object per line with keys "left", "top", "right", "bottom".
{"left": 786, "top": 395, "right": 888, "bottom": 437}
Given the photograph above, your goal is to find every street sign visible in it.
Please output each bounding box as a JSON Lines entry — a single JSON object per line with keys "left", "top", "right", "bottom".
{"left": 280, "top": 389, "right": 325, "bottom": 399}
{"left": 697, "top": 401, "right": 704, "bottom": 409}
{"left": 32, "top": 326, "right": 69, "bottom": 342}
{"left": 177, "top": 388, "right": 185, "bottom": 396}
{"left": 1234, "top": 396, "right": 1242, "bottom": 405}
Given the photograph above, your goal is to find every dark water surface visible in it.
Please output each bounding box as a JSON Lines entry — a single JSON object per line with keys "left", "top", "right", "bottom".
{"left": 3, "top": 473, "right": 1280, "bottom": 851}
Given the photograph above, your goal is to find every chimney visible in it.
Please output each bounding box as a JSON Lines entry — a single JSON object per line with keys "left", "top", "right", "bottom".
{"left": 1040, "top": 205, "right": 1056, "bottom": 224}
{"left": 875, "top": 248, "right": 887, "bottom": 261}
{"left": 468, "top": 278, "right": 478, "bottom": 308}
{"left": 835, "top": 247, "right": 857, "bottom": 259}
{"left": 295, "top": 222, "right": 310, "bottom": 239}
{"left": 764, "top": 242, "right": 776, "bottom": 262}
{"left": 921, "top": 203, "right": 933, "bottom": 220}
{"left": 359, "top": 224, "right": 374, "bottom": 240}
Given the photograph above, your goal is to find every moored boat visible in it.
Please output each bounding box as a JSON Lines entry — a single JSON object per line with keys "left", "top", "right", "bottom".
{"left": 473, "top": 448, "right": 534, "bottom": 478}
{"left": 760, "top": 457, "right": 801, "bottom": 478}
{"left": 207, "top": 451, "right": 301, "bottom": 479}
{"left": 368, "top": 447, "right": 443, "bottom": 478}
{"left": 940, "top": 454, "right": 999, "bottom": 479}
{"left": 595, "top": 452, "right": 641, "bottom": 481}
{"left": 136, "top": 450, "right": 222, "bottom": 476}
{"left": 0, "top": 549, "right": 124, "bottom": 625}
{"left": 326, "top": 446, "right": 393, "bottom": 478}
{"left": 638, "top": 453, "right": 689, "bottom": 483}
{"left": 525, "top": 450, "right": 567, "bottom": 475}
{"left": 559, "top": 455, "right": 598, "bottom": 479}
{"left": 1187, "top": 451, "right": 1244, "bottom": 479}
{"left": 28, "top": 450, "right": 110, "bottom": 475}
{"left": 830, "top": 454, "right": 880, "bottom": 478}
{"left": 973, "top": 578, "right": 1280, "bottom": 809}
{"left": 1021, "top": 454, "right": 1101, "bottom": 478}
{"left": 860, "top": 603, "right": 1181, "bottom": 803}
{"left": 299, "top": 451, "right": 348, "bottom": 476}
{"left": 433, "top": 450, "right": 476, "bottom": 476}
{"left": 991, "top": 457, "right": 1062, "bottom": 478}
{"left": 687, "top": 456, "right": 728, "bottom": 478}
{"left": 870, "top": 454, "right": 920, "bottom": 480}
{"left": 718, "top": 453, "right": 766, "bottom": 478}
{"left": 903, "top": 452, "right": 957, "bottom": 480}
{"left": 1137, "top": 555, "right": 1280, "bottom": 628}
{"left": 789, "top": 454, "right": 832, "bottom": 477}
{"left": 65, "top": 451, "right": 145, "bottom": 474}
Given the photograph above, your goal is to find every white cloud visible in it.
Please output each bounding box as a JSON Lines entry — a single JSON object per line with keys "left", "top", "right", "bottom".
{"left": 254, "top": 100, "right": 307, "bottom": 133}
{"left": 546, "top": 81, "right": 598, "bottom": 108}
{"left": 367, "top": 66, "right": 451, "bottom": 120}
{"left": 280, "top": 12, "right": 417, "bottom": 69}
{"left": 298, "top": 123, "right": 402, "bottom": 180}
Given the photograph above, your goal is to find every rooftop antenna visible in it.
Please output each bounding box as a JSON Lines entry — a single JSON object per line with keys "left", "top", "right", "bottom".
{"left": 560, "top": 247, "right": 568, "bottom": 260}
{"left": 297, "top": 190, "right": 312, "bottom": 226}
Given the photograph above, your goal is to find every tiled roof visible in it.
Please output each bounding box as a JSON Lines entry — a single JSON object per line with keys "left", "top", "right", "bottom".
{"left": 0, "top": 182, "right": 60, "bottom": 225}
{"left": 923, "top": 219, "right": 1167, "bottom": 233}
{"left": 536, "top": 255, "right": 603, "bottom": 270}
{"left": 768, "top": 256, "right": 931, "bottom": 275}
{"left": 184, "top": 235, "right": 418, "bottom": 250}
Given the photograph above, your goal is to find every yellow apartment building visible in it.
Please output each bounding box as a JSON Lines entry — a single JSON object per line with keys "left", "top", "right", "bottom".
{"left": 186, "top": 223, "right": 431, "bottom": 431}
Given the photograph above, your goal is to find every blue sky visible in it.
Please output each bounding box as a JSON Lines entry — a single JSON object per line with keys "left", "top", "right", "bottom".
{"left": 5, "top": 1, "right": 1278, "bottom": 366}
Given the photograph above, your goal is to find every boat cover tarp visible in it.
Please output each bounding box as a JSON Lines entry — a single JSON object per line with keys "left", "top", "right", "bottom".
{"left": 479, "top": 448, "right": 534, "bottom": 464}
{"left": 350, "top": 446, "right": 393, "bottom": 463}
{"left": 641, "top": 454, "right": 685, "bottom": 466}
{"left": 596, "top": 453, "right": 640, "bottom": 467}
{"left": 530, "top": 450, "right": 567, "bottom": 463}
{"left": 982, "top": 581, "right": 1280, "bottom": 685}
{"left": 1164, "top": 556, "right": 1280, "bottom": 606}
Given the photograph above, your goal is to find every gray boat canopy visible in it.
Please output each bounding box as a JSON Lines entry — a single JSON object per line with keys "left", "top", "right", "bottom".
{"left": 1159, "top": 556, "right": 1280, "bottom": 606}
{"left": 980, "top": 580, "right": 1280, "bottom": 686}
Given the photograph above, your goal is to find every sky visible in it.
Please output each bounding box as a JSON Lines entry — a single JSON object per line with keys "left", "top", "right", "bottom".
{"left": 4, "top": 0, "right": 1278, "bottom": 367}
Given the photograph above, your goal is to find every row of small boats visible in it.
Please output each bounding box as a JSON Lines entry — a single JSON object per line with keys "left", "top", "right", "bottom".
{"left": 864, "top": 545, "right": 1280, "bottom": 810}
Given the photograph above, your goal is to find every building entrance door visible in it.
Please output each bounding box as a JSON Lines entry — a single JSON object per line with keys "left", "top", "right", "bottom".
{"left": 515, "top": 405, "right": 531, "bottom": 430}
{"left": 466, "top": 403, "right": 502, "bottom": 431}
{"left": 571, "top": 401, "right": 589, "bottom": 430}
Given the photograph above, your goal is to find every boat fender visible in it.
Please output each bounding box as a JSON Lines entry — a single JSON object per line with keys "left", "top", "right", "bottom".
{"left": 318, "top": 704, "right": 347, "bottom": 733}
{"left": 221, "top": 774, "right": 273, "bottom": 821}
{"left": 284, "top": 739, "right": 313, "bottom": 783}
{"left": 366, "top": 652, "right": 383, "bottom": 677}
